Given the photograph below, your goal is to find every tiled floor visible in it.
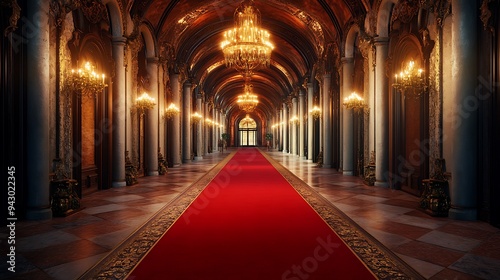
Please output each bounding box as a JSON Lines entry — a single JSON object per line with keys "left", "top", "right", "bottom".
{"left": 1, "top": 148, "right": 499, "bottom": 279}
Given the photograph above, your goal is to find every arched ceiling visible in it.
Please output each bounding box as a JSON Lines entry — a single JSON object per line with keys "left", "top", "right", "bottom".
{"left": 131, "top": 0, "right": 369, "bottom": 119}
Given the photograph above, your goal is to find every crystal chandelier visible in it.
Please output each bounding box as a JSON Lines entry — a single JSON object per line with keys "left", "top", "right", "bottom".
{"left": 135, "top": 92, "right": 156, "bottom": 114}
{"left": 66, "top": 61, "right": 107, "bottom": 97}
{"left": 309, "top": 106, "right": 322, "bottom": 119}
{"left": 220, "top": 0, "right": 274, "bottom": 77}
{"left": 164, "top": 102, "right": 180, "bottom": 119}
{"left": 343, "top": 92, "right": 367, "bottom": 111}
{"left": 393, "top": 60, "right": 427, "bottom": 98}
{"left": 237, "top": 82, "right": 259, "bottom": 112}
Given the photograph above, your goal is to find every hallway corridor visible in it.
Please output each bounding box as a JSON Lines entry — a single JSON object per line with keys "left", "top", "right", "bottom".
{"left": 2, "top": 148, "right": 499, "bottom": 280}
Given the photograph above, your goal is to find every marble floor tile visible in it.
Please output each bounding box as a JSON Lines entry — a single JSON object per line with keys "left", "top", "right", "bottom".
{"left": 450, "top": 254, "right": 500, "bottom": 280}
{"left": 17, "top": 231, "right": 81, "bottom": 252}
{"left": 418, "top": 231, "right": 481, "bottom": 252}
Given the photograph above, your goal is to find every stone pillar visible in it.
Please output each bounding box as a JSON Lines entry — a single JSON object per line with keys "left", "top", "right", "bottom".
{"left": 342, "top": 57, "right": 355, "bottom": 175}
{"left": 26, "top": 0, "right": 52, "bottom": 220}
{"left": 368, "top": 47, "right": 376, "bottom": 156}
{"left": 213, "top": 109, "right": 218, "bottom": 152}
{"left": 182, "top": 81, "right": 192, "bottom": 163}
{"left": 322, "top": 73, "right": 332, "bottom": 168}
{"left": 145, "top": 57, "right": 159, "bottom": 175}
{"left": 282, "top": 103, "right": 289, "bottom": 153}
{"left": 204, "top": 102, "right": 210, "bottom": 154}
{"left": 158, "top": 66, "right": 165, "bottom": 159}
{"left": 448, "top": 0, "right": 478, "bottom": 220}
{"left": 307, "top": 82, "right": 314, "bottom": 160}
{"left": 299, "top": 89, "right": 306, "bottom": 158}
{"left": 291, "top": 96, "right": 298, "bottom": 155}
{"left": 125, "top": 47, "right": 133, "bottom": 165}
{"left": 195, "top": 93, "right": 203, "bottom": 160}
{"left": 278, "top": 109, "right": 283, "bottom": 150}
{"left": 111, "top": 37, "right": 127, "bottom": 187}
{"left": 170, "top": 73, "right": 181, "bottom": 167}
{"left": 374, "top": 37, "right": 389, "bottom": 187}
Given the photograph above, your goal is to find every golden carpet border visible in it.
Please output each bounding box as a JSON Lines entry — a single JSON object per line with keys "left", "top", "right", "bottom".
{"left": 80, "top": 148, "right": 424, "bottom": 279}
{"left": 260, "top": 150, "right": 424, "bottom": 280}
{"left": 78, "top": 151, "right": 237, "bottom": 280}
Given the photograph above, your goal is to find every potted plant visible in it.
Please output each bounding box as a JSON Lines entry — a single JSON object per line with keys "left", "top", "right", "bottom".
{"left": 220, "top": 133, "right": 229, "bottom": 152}
{"left": 265, "top": 133, "right": 273, "bottom": 150}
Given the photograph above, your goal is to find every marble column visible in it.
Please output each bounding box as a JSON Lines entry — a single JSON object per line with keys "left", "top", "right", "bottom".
{"left": 299, "top": 89, "right": 306, "bottom": 158}
{"left": 448, "top": 0, "right": 478, "bottom": 220}
{"left": 158, "top": 66, "right": 165, "bottom": 159}
{"left": 213, "top": 109, "right": 218, "bottom": 152}
{"left": 291, "top": 96, "right": 298, "bottom": 155}
{"left": 374, "top": 37, "right": 389, "bottom": 187}
{"left": 342, "top": 57, "right": 355, "bottom": 175}
{"left": 204, "top": 102, "right": 210, "bottom": 154}
{"left": 322, "top": 73, "right": 332, "bottom": 168}
{"left": 26, "top": 0, "right": 52, "bottom": 220}
{"left": 307, "top": 82, "right": 314, "bottom": 160}
{"left": 278, "top": 109, "right": 283, "bottom": 150}
{"left": 145, "top": 57, "right": 159, "bottom": 176}
{"left": 125, "top": 47, "right": 133, "bottom": 166}
{"left": 170, "top": 73, "right": 181, "bottom": 167}
{"left": 368, "top": 47, "right": 376, "bottom": 157}
{"left": 282, "top": 103, "right": 289, "bottom": 153}
{"left": 111, "top": 37, "right": 127, "bottom": 187}
{"left": 195, "top": 93, "right": 203, "bottom": 160}
{"left": 182, "top": 82, "right": 192, "bottom": 163}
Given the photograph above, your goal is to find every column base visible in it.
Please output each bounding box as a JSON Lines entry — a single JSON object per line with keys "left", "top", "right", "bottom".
{"left": 183, "top": 159, "right": 192, "bottom": 164}
{"left": 374, "top": 181, "right": 389, "bottom": 188}
{"left": 343, "top": 171, "right": 354, "bottom": 176}
{"left": 449, "top": 207, "right": 477, "bottom": 221}
{"left": 26, "top": 207, "right": 53, "bottom": 220}
{"left": 147, "top": 171, "right": 159, "bottom": 176}
{"left": 112, "top": 181, "right": 126, "bottom": 188}
{"left": 322, "top": 164, "right": 332, "bottom": 168}
{"left": 194, "top": 156, "right": 203, "bottom": 161}
{"left": 173, "top": 164, "right": 181, "bottom": 167}
{"left": 283, "top": 150, "right": 289, "bottom": 153}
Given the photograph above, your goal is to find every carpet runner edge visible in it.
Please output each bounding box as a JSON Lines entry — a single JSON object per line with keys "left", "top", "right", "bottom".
{"left": 78, "top": 151, "right": 238, "bottom": 280}
{"left": 258, "top": 149, "right": 425, "bottom": 280}
{"left": 79, "top": 148, "right": 424, "bottom": 280}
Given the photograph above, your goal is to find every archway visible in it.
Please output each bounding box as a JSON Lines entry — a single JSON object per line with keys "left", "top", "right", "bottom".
{"left": 238, "top": 114, "right": 257, "bottom": 146}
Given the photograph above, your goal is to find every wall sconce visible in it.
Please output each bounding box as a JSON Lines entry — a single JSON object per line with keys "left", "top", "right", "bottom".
{"left": 393, "top": 60, "right": 427, "bottom": 98}
{"left": 205, "top": 118, "right": 214, "bottom": 126}
{"left": 289, "top": 115, "right": 299, "bottom": 125}
{"left": 343, "top": 92, "right": 367, "bottom": 111}
{"left": 309, "top": 106, "right": 322, "bottom": 119}
{"left": 164, "top": 102, "right": 180, "bottom": 119}
{"left": 135, "top": 92, "right": 156, "bottom": 114}
{"left": 66, "top": 61, "right": 107, "bottom": 98}
{"left": 191, "top": 112, "right": 203, "bottom": 123}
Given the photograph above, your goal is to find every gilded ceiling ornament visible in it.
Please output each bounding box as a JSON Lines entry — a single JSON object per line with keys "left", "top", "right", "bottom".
{"left": 82, "top": 0, "right": 108, "bottom": 24}
{"left": 391, "top": 0, "right": 420, "bottom": 25}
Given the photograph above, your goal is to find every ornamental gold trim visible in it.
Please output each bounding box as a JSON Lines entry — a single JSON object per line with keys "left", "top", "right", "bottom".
{"left": 80, "top": 149, "right": 423, "bottom": 279}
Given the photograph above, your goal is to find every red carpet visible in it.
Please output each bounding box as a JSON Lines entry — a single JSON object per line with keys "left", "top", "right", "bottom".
{"left": 127, "top": 148, "right": 376, "bottom": 280}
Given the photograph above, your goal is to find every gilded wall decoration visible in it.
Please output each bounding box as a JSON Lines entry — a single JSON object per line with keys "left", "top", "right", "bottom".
{"left": 1, "top": 0, "right": 20, "bottom": 36}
